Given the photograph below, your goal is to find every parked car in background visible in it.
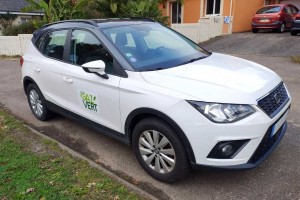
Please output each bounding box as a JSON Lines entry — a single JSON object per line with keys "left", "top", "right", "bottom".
{"left": 252, "top": 4, "right": 299, "bottom": 33}
{"left": 291, "top": 11, "right": 300, "bottom": 35}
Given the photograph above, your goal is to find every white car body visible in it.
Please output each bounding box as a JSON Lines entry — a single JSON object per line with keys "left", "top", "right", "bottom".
{"left": 21, "top": 20, "right": 291, "bottom": 181}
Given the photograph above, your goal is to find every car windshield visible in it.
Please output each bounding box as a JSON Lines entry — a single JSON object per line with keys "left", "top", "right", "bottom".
{"left": 102, "top": 23, "right": 210, "bottom": 71}
{"left": 257, "top": 6, "right": 281, "bottom": 14}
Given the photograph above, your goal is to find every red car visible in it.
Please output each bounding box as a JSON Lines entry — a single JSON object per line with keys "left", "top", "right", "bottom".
{"left": 252, "top": 4, "right": 299, "bottom": 33}
{"left": 291, "top": 11, "right": 300, "bottom": 35}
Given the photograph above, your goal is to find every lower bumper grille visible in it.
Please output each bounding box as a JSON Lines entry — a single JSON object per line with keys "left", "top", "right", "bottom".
{"left": 249, "top": 125, "right": 283, "bottom": 164}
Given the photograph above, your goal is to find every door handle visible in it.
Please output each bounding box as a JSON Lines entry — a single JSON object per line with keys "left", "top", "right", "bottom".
{"left": 33, "top": 67, "right": 41, "bottom": 72}
{"left": 63, "top": 76, "right": 73, "bottom": 84}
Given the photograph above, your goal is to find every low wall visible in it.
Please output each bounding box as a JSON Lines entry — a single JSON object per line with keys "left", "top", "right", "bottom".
{"left": 0, "top": 34, "right": 32, "bottom": 56}
{"left": 171, "top": 17, "right": 223, "bottom": 43}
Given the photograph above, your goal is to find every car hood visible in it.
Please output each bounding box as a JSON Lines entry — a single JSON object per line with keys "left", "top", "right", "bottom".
{"left": 140, "top": 53, "right": 282, "bottom": 104}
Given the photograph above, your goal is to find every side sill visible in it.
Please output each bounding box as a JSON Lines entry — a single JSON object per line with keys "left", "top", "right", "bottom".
{"left": 45, "top": 100, "right": 130, "bottom": 146}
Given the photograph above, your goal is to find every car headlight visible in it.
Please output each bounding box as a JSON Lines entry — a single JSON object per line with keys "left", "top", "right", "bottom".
{"left": 188, "top": 101, "right": 255, "bottom": 123}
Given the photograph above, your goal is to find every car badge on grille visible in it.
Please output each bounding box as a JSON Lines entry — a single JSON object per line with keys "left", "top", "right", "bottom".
{"left": 274, "top": 93, "right": 281, "bottom": 104}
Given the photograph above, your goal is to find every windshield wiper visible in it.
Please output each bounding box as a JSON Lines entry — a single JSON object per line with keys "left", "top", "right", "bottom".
{"left": 177, "top": 56, "right": 206, "bottom": 66}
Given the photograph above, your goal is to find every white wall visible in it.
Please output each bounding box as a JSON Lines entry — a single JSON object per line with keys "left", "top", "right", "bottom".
{"left": 171, "top": 17, "right": 223, "bottom": 44}
{"left": 0, "top": 34, "right": 32, "bottom": 56}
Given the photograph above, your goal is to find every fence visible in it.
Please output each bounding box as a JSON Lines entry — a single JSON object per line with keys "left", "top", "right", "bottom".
{"left": 171, "top": 17, "right": 223, "bottom": 44}
{"left": 0, "top": 34, "right": 32, "bottom": 56}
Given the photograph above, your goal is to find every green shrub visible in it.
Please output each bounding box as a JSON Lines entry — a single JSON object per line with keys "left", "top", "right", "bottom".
{"left": 3, "top": 20, "right": 37, "bottom": 36}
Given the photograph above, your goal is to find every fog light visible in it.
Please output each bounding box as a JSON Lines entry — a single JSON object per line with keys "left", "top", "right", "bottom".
{"left": 207, "top": 139, "right": 250, "bottom": 159}
{"left": 221, "top": 144, "right": 233, "bottom": 155}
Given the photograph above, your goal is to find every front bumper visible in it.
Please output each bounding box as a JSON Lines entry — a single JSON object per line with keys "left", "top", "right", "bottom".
{"left": 292, "top": 21, "right": 300, "bottom": 30}
{"left": 191, "top": 119, "right": 288, "bottom": 170}
{"left": 166, "top": 92, "right": 291, "bottom": 169}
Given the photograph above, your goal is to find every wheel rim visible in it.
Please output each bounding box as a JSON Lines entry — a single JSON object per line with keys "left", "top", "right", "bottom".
{"left": 29, "top": 89, "right": 43, "bottom": 117}
{"left": 281, "top": 24, "right": 285, "bottom": 32}
{"left": 139, "top": 130, "right": 176, "bottom": 174}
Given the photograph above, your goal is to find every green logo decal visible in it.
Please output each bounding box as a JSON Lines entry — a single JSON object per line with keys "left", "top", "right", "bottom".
{"left": 80, "top": 91, "right": 98, "bottom": 112}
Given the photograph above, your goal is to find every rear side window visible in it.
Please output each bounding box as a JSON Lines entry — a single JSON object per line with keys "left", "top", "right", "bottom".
{"left": 42, "top": 30, "right": 68, "bottom": 61}
{"left": 35, "top": 32, "right": 47, "bottom": 51}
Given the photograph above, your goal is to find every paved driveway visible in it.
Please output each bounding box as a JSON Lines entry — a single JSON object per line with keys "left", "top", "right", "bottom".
{"left": 202, "top": 31, "right": 300, "bottom": 56}
{"left": 1, "top": 32, "right": 300, "bottom": 200}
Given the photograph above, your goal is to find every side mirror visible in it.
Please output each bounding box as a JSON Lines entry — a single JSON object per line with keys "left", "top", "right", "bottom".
{"left": 82, "top": 60, "right": 108, "bottom": 79}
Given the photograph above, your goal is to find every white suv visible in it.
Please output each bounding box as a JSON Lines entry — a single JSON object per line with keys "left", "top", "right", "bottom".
{"left": 21, "top": 19, "right": 291, "bottom": 182}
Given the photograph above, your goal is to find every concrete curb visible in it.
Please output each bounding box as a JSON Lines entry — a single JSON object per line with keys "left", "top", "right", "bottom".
{"left": 25, "top": 125, "right": 159, "bottom": 200}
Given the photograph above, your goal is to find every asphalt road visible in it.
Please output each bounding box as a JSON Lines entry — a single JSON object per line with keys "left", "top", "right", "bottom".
{"left": 1, "top": 32, "right": 300, "bottom": 199}
{"left": 202, "top": 31, "right": 300, "bottom": 57}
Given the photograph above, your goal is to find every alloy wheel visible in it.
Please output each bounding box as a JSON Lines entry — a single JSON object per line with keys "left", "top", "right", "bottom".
{"left": 29, "top": 89, "right": 44, "bottom": 117}
{"left": 280, "top": 24, "right": 285, "bottom": 32}
{"left": 139, "top": 130, "right": 176, "bottom": 174}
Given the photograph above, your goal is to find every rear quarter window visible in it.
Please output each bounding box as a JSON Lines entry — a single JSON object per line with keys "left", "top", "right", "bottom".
{"left": 34, "top": 30, "right": 68, "bottom": 61}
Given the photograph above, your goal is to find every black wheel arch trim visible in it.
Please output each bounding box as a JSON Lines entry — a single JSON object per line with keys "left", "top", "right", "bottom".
{"left": 23, "top": 76, "right": 39, "bottom": 94}
{"left": 125, "top": 108, "right": 196, "bottom": 163}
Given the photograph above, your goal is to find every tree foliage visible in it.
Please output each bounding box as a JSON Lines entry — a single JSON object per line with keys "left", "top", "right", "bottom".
{"left": 94, "top": 0, "right": 169, "bottom": 25}
{"left": 22, "top": 0, "right": 92, "bottom": 26}
{"left": 0, "top": 13, "right": 17, "bottom": 29}
{"left": 21, "top": 0, "right": 172, "bottom": 27}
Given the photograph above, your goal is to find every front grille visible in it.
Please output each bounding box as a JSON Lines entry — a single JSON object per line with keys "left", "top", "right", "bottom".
{"left": 249, "top": 123, "right": 284, "bottom": 164}
{"left": 258, "top": 83, "right": 289, "bottom": 118}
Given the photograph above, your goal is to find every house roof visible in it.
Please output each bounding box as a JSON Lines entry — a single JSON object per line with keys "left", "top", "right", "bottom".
{"left": 0, "top": 0, "right": 41, "bottom": 13}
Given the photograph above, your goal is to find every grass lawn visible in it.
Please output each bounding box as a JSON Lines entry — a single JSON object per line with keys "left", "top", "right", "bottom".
{"left": 291, "top": 56, "right": 300, "bottom": 64}
{"left": 0, "top": 108, "right": 143, "bottom": 200}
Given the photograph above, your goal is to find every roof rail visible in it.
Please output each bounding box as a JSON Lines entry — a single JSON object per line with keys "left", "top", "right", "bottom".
{"left": 42, "top": 20, "right": 98, "bottom": 28}
{"left": 129, "top": 17, "right": 156, "bottom": 22}
{"left": 93, "top": 17, "right": 157, "bottom": 23}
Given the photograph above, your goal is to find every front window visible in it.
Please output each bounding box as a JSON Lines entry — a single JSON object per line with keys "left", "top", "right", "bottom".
{"left": 206, "top": 0, "right": 221, "bottom": 15}
{"left": 102, "top": 23, "right": 210, "bottom": 71}
{"left": 69, "top": 30, "right": 114, "bottom": 74}
{"left": 256, "top": 6, "right": 281, "bottom": 14}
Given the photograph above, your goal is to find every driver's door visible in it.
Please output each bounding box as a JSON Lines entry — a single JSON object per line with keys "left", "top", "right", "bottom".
{"left": 63, "top": 29, "right": 122, "bottom": 133}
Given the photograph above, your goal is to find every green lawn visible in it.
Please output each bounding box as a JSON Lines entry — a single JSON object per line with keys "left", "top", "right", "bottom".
{"left": 0, "top": 109, "right": 143, "bottom": 200}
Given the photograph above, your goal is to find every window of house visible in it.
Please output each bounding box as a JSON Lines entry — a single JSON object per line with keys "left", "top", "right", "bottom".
{"left": 70, "top": 30, "right": 114, "bottom": 74}
{"left": 171, "top": 2, "right": 182, "bottom": 24}
{"left": 206, "top": 0, "right": 221, "bottom": 15}
{"left": 20, "top": 17, "right": 30, "bottom": 24}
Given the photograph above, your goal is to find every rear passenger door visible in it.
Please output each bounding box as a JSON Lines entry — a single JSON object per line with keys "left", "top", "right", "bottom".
{"left": 33, "top": 29, "right": 70, "bottom": 108}
{"left": 63, "top": 29, "right": 122, "bottom": 133}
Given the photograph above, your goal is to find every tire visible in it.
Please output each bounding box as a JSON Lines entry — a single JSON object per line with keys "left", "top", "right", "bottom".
{"left": 291, "top": 30, "right": 297, "bottom": 36}
{"left": 277, "top": 23, "right": 285, "bottom": 33}
{"left": 26, "top": 83, "right": 52, "bottom": 121}
{"left": 132, "top": 117, "right": 190, "bottom": 183}
{"left": 252, "top": 28, "right": 259, "bottom": 33}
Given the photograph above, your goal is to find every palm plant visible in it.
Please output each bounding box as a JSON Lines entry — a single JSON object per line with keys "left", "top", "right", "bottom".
{"left": 120, "top": 0, "right": 169, "bottom": 25}
{"left": 22, "top": 0, "right": 91, "bottom": 24}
